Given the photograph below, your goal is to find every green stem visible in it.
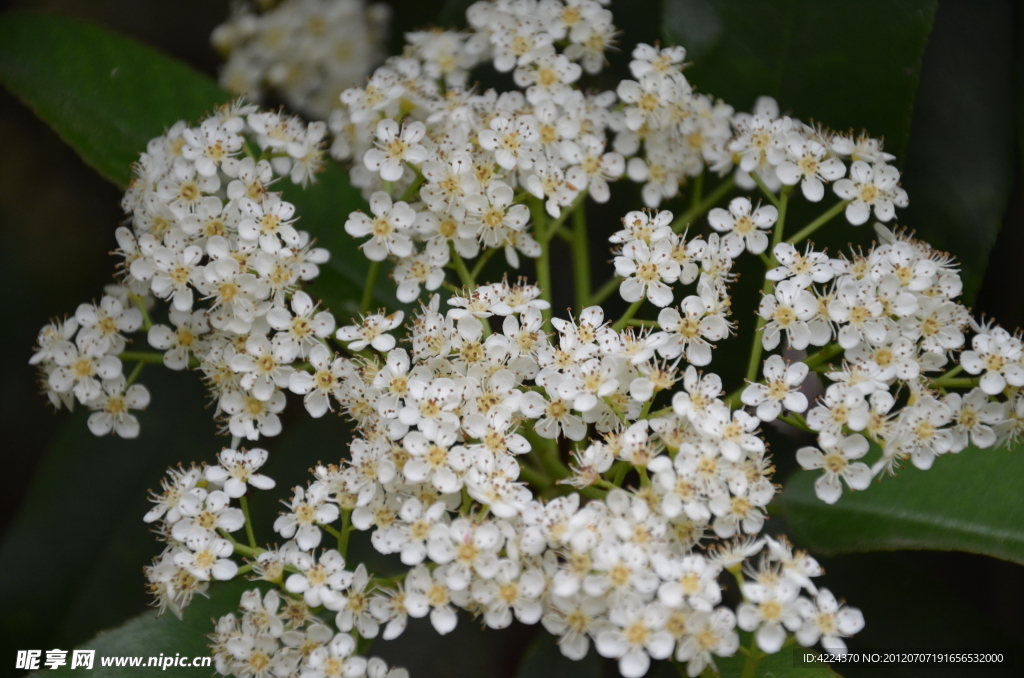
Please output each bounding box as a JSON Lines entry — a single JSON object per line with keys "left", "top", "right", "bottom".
{"left": 750, "top": 172, "right": 781, "bottom": 208}
{"left": 603, "top": 396, "right": 629, "bottom": 424}
{"left": 124, "top": 360, "right": 145, "bottom": 387}
{"left": 338, "top": 510, "right": 352, "bottom": 558}
{"left": 611, "top": 300, "right": 644, "bottom": 331}
{"left": 591, "top": 275, "right": 621, "bottom": 306}
{"left": 802, "top": 342, "right": 844, "bottom": 370}
{"left": 770, "top": 188, "right": 790, "bottom": 257}
{"left": 943, "top": 364, "right": 964, "bottom": 380}
{"left": 572, "top": 201, "right": 591, "bottom": 310}
{"left": 129, "top": 294, "right": 153, "bottom": 331}
{"left": 785, "top": 199, "right": 850, "bottom": 245}
{"left": 239, "top": 495, "right": 257, "bottom": 550}
{"left": 398, "top": 175, "right": 424, "bottom": 203}
{"left": 929, "top": 377, "right": 979, "bottom": 389}
{"left": 671, "top": 175, "right": 737, "bottom": 233}
{"left": 740, "top": 644, "right": 763, "bottom": 678}
{"left": 450, "top": 246, "right": 476, "bottom": 287}
{"left": 118, "top": 351, "right": 165, "bottom": 364}
{"left": 529, "top": 198, "right": 553, "bottom": 325}
{"left": 470, "top": 247, "right": 498, "bottom": 280}
{"left": 360, "top": 261, "right": 380, "bottom": 314}
{"left": 518, "top": 463, "right": 551, "bottom": 490}
{"left": 542, "top": 193, "right": 584, "bottom": 244}
{"left": 611, "top": 461, "right": 629, "bottom": 487}
{"left": 778, "top": 412, "right": 814, "bottom": 433}
{"left": 218, "top": 528, "right": 262, "bottom": 558}
{"left": 743, "top": 191, "right": 789, "bottom": 384}
{"left": 690, "top": 171, "right": 704, "bottom": 207}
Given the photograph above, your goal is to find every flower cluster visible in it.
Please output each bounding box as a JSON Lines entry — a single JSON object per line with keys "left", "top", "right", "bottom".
{"left": 764, "top": 226, "right": 1024, "bottom": 501}
{"left": 30, "top": 292, "right": 149, "bottom": 437}
{"left": 212, "top": 0, "right": 391, "bottom": 120}
{"left": 31, "top": 102, "right": 332, "bottom": 441}
{"left": 34, "top": 1, "right": 1024, "bottom": 677}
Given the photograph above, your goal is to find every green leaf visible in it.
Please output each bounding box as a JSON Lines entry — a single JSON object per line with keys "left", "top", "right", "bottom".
{"left": 513, "top": 631, "right": 602, "bottom": 678}
{"left": 714, "top": 644, "right": 842, "bottom": 678}
{"left": 810, "top": 553, "right": 1024, "bottom": 678}
{"left": 0, "top": 371, "right": 216, "bottom": 668}
{"left": 662, "top": 0, "right": 936, "bottom": 159}
{"left": 0, "top": 12, "right": 227, "bottom": 187}
{"left": 781, "top": 444, "right": 1024, "bottom": 564}
{"left": 30, "top": 579, "right": 256, "bottom": 678}
{"left": 898, "top": 2, "right": 1017, "bottom": 303}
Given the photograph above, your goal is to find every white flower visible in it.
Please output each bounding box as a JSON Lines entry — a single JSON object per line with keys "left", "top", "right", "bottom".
{"left": 946, "top": 388, "right": 1006, "bottom": 452}
{"left": 335, "top": 564, "right": 380, "bottom": 639}
{"left": 266, "top": 291, "right": 336, "bottom": 360}
{"left": 737, "top": 580, "right": 802, "bottom": 653}
{"left": 461, "top": 182, "right": 531, "bottom": 249}
{"left": 205, "top": 448, "right": 275, "bottom": 498}
{"left": 708, "top": 197, "right": 777, "bottom": 255}
{"left": 86, "top": 375, "right": 150, "bottom": 438}
{"left": 807, "top": 384, "right": 870, "bottom": 435}
{"left": 336, "top": 310, "right": 404, "bottom": 351}
{"left": 238, "top": 194, "right": 299, "bottom": 254}
{"left": 171, "top": 487, "right": 244, "bottom": 542}
{"left": 402, "top": 427, "right": 470, "bottom": 494}
{"left": 289, "top": 344, "right": 352, "bottom": 418}
{"left": 758, "top": 280, "right": 817, "bottom": 351}
{"left": 595, "top": 602, "right": 675, "bottom": 678}
{"left": 363, "top": 119, "right": 428, "bottom": 182}
{"left": 541, "top": 594, "right": 609, "bottom": 661}
{"left": 274, "top": 484, "right": 339, "bottom": 551}
{"left": 959, "top": 326, "right": 1024, "bottom": 395}
{"left": 285, "top": 549, "right": 352, "bottom": 610}
{"left": 48, "top": 336, "right": 123, "bottom": 404}
{"left": 479, "top": 115, "right": 539, "bottom": 171}
{"left": 173, "top": 533, "right": 238, "bottom": 581}
{"left": 344, "top": 192, "right": 416, "bottom": 261}
{"left": 148, "top": 308, "right": 208, "bottom": 370}
{"left": 795, "top": 589, "right": 864, "bottom": 654}
{"left": 404, "top": 564, "right": 465, "bottom": 635}
{"left": 221, "top": 389, "right": 286, "bottom": 440}
{"left": 655, "top": 285, "right": 730, "bottom": 366}
{"left": 776, "top": 134, "right": 846, "bottom": 201}
{"left": 833, "top": 160, "right": 907, "bottom": 224}
{"left": 305, "top": 633, "right": 366, "bottom": 678}
{"left": 767, "top": 243, "right": 834, "bottom": 289}
{"left": 741, "top": 355, "right": 809, "bottom": 422}
{"left": 675, "top": 608, "right": 739, "bottom": 677}
{"left": 230, "top": 334, "right": 295, "bottom": 401}
{"left": 561, "top": 134, "right": 625, "bottom": 203}
{"left": 470, "top": 559, "right": 546, "bottom": 629}
{"left": 615, "top": 239, "right": 681, "bottom": 308}
{"left": 796, "top": 433, "right": 873, "bottom": 504}
{"left": 697, "top": 402, "right": 765, "bottom": 462}
{"left": 520, "top": 385, "right": 587, "bottom": 441}
{"left": 75, "top": 295, "right": 143, "bottom": 353}
{"left": 426, "top": 519, "right": 503, "bottom": 591}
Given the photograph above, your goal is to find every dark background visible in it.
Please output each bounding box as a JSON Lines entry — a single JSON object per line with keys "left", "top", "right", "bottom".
{"left": 2, "top": 1, "right": 1024, "bottom": 676}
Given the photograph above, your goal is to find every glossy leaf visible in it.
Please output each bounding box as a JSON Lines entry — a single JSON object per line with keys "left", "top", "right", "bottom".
{"left": 0, "top": 372, "right": 215, "bottom": 668}
{"left": 715, "top": 642, "right": 842, "bottom": 678}
{"left": 0, "top": 12, "right": 227, "bottom": 187}
{"left": 781, "top": 444, "right": 1024, "bottom": 564}
{"left": 513, "top": 631, "right": 602, "bottom": 678}
{"left": 898, "top": 1, "right": 1016, "bottom": 303}
{"left": 31, "top": 579, "right": 257, "bottom": 678}
{"left": 662, "top": 0, "right": 936, "bottom": 159}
